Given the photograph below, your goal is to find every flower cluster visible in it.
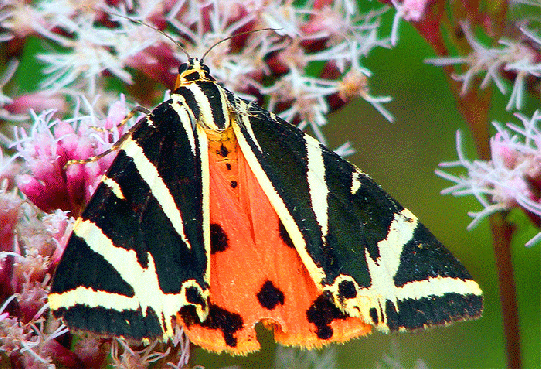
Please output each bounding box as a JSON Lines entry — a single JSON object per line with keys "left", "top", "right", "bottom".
{"left": 0, "top": 186, "right": 72, "bottom": 367}
{"left": 1, "top": 0, "right": 394, "bottom": 145}
{"left": 426, "top": 22, "right": 541, "bottom": 111}
{"left": 12, "top": 96, "right": 132, "bottom": 217}
{"left": 437, "top": 110, "right": 541, "bottom": 247}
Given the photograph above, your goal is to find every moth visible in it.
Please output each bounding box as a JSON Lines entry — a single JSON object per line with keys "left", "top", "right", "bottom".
{"left": 48, "top": 56, "right": 483, "bottom": 354}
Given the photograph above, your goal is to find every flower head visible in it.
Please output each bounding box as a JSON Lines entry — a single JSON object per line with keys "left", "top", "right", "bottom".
{"left": 437, "top": 110, "right": 541, "bottom": 247}
{"left": 12, "top": 96, "right": 132, "bottom": 217}
{"left": 426, "top": 22, "right": 541, "bottom": 111}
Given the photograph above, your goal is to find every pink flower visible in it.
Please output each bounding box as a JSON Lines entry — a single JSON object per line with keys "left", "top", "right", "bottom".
{"left": 14, "top": 97, "right": 130, "bottom": 218}
{"left": 124, "top": 43, "right": 179, "bottom": 92}
{"left": 0, "top": 188, "right": 21, "bottom": 301}
{"left": 0, "top": 188, "right": 20, "bottom": 253}
{"left": 6, "top": 93, "right": 67, "bottom": 116}
{"left": 437, "top": 111, "right": 541, "bottom": 247}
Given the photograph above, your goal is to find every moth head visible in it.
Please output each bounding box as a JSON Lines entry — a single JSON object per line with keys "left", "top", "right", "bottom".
{"left": 175, "top": 58, "right": 216, "bottom": 88}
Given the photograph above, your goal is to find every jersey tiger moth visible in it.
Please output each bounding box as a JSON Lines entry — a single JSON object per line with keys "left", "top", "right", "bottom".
{"left": 48, "top": 56, "right": 483, "bottom": 354}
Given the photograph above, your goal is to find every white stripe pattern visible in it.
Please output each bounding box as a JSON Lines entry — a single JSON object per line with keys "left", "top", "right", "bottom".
{"left": 196, "top": 125, "right": 211, "bottom": 286}
{"left": 48, "top": 219, "right": 188, "bottom": 338}
{"left": 102, "top": 176, "right": 124, "bottom": 199}
{"left": 184, "top": 84, "right": 230, "bottom": 131}
{"left": 171, "top": 96, "right": 197, "bottom": 154}
{"left": 351, "top": 171, "right": 361, "bottom": 194}
{"left": 305, "top": 136, "right": 329, "bottom": 237}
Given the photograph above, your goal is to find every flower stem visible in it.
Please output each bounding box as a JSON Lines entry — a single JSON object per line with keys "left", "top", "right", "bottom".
{"left": 490, "top": 212, "right": 522, "bottom": 369}
{"left": 439, "top": 46, "right": 522, "bottom": 369}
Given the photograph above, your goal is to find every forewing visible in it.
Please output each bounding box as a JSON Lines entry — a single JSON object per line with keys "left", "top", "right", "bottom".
{"left": 233, "top": 102, "right": 482, "bottom": 332}
{"left": 49, "top": 100, "right": 210, "bottom": 340}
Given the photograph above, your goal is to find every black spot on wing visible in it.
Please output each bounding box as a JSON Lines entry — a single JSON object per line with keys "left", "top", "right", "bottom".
{"left": 306, "top": 293, "right": 349, "bottom": 340}
{"left": 186, "top": 286, "right": 207, "bottom": 310}
{"left": 220, "top": 144, "right": 229, "bottom": 157}
{"left": 256, "top": 280, "right": 285, "bottom": 310}
{"left": 180, "top": 303, "right": 243, "bottom": 348}
{"left": 278, "top": 220, "right": 295, "bottom": 249}
{"left": 338, "top": 280, "right": 357, "bottom": 299}
{"left": 226, "top": 163, "right": 232, "bottom": 170}
{"left": 230, "top": 180, "right": 238, "bottom": 188}
{"left": 210, "top": 223, "right": 228, "bottom": 254}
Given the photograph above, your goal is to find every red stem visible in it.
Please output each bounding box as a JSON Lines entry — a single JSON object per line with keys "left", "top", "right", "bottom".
{"left": 490, "top": 213, "right": 522, "bottom": 369}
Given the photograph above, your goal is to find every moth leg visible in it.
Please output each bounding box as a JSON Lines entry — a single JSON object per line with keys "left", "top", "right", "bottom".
{"left": 65, "top": 106, "right": 151, "bottom": 168}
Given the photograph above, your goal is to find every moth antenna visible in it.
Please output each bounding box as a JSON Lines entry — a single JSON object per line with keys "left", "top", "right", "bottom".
{"left": 201, "top": 28, "right": 280, "bottom": 62}
{"left": 108, "top": 12, "right": 190, "bottom": 60}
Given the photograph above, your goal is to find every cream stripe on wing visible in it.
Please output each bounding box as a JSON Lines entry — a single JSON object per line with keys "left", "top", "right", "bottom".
{"left": 47, "top": 219, "right": 190, "bottom": 338}
{"left": 351, "top": 171, "right": 361, "bottom": 194}
{"left": 196, "top": 125, "right": 211, "bottom": 286}
{"left": 305, "top": 135, "right": 329, "bottom": 237}
{"left": 184, "top": 84, "right": 215, "bottom": 128}
{"left": 171, "top": 96, "right": 197, "bottom": 154}
{"left": 102, "top": 176, "right": 124, "bottom": 199}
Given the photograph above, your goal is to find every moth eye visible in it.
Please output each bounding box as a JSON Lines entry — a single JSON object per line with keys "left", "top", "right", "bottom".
{"left": 178, "top": 63, "right": 188, "bottom": 74}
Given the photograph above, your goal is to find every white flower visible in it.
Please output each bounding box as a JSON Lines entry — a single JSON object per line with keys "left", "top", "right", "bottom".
{"left": 437, "top": 111, "right": 541, "bottom": 246}
{"left": 426, "top": 22, "right": 540, "bottom": 111}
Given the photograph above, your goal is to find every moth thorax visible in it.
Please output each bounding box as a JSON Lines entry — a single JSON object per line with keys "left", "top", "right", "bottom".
{"left": 204, "top": 125, "right": 236, "bottom": 144}
{"left": 196, "top": 85, "right": 232, "bottom": 132}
